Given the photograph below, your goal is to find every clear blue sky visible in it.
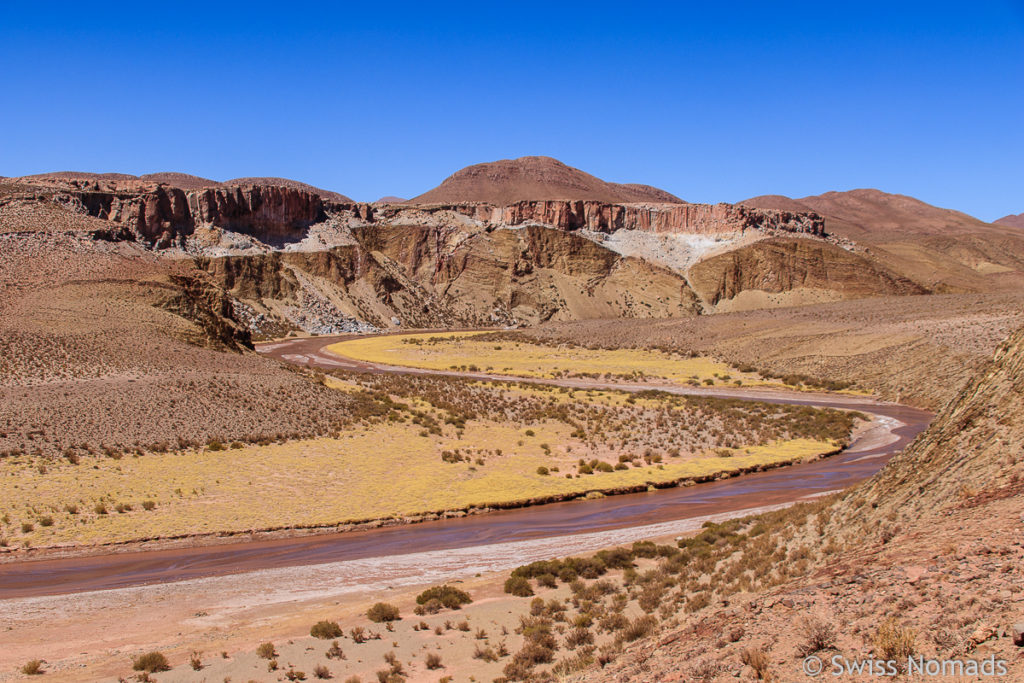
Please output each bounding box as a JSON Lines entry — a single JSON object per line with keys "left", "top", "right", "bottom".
{"left": 2, "top": 2, "right": 1021, "bottom": 220}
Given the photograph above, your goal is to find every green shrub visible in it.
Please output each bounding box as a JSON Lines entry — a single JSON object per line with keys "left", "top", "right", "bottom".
{"left": 367, "top": 602, "right": 400, "bottom": 622}
{"left": 504, "top": 576, "right": 534, "bottom": 597}
{"left": 415, "top": 585, "right": 472, "bottom": 609}
{"left": 311, "top": 620, "right": 344, "bottom": 639}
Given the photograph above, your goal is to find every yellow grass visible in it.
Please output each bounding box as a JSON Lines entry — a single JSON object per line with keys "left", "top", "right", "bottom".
{"left": 328, "top": 332, "right": 771, "bottom": 386}
{"left": 0, "top": 415, "right": 836, "bottom": 548}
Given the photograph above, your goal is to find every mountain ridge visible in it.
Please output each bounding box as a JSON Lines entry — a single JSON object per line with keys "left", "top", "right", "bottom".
{"left": 409, "top": 156, "right": 685, "bottom": 205}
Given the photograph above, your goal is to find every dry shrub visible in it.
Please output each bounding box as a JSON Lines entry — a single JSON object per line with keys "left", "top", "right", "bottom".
{"left": 796, "top": 616, "right": 837, "bottom": 656}
{"left": 740, "top": 647, "right": 770, "bottom": 679}
{"left": 132, "top": 651, "right": 170, "bottom": 673}
{"left": 257, "top": 642, "right": 277, "bottom": 659}
{"left": 311, "top": 620, "right": 344, "bottom": 639}
{"left": 873, "top": 619, "right": 916, "bottom": 663}
{"left": 367, "top": 602, "right": 400, "bottom": 622}
{"left": 690, "top": 658, "right": 726, "bottom": 682}
{"left": 473, "top": 644, "right": 498, "bottom": 662}
{"left": 21, "top": 660, "right": 44, "bottom": 676}
{"left": 619, "top": 615, "right": 658, "bottom": 643}
{"left": 425, "top": 652, "right": 444, "bottom": 669}
{"left": 314, "top": 663, "right": 332, "bottom": 679}
{"left": 565, "top": 626, "right": 594, "bottom": 649}
{"left": 504, "top": 575, "right": 534, "bottom": 597}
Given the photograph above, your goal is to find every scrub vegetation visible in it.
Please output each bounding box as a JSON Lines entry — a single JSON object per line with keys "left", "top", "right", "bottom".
{"left": 0, "top": 371, "right": 857, "bottom": 549}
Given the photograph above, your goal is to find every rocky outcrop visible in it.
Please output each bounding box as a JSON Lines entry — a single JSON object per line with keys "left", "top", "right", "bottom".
{"left": 189, "top": 185, "right": 324, "bottom": 240}
{"left": 687, "top": 237, "right": 926, "bottom": 305}
{"left": 54, "top": 185, "right": 323, "bottom": 246}
{"left": 362, "top": 200, "right": 825, "bottom": 237}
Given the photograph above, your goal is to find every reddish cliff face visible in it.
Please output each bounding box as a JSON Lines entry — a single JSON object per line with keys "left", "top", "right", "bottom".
{"left": 360, "top": 200, "right": 825, "bottom": 237}
{"left": 53, "top": 184, "right": 324, "bottom": 245}
{"left": 189, "top": 185, "right": 324, "bottom": 240}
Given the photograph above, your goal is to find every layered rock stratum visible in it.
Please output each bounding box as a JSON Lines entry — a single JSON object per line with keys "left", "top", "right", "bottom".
{"left": 5, "top": 160, "right": 1022, "bottom": 339}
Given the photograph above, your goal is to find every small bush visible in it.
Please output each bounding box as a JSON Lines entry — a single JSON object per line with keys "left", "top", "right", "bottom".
{"left": 256, "top": 642, "right": 277, "bottom": 659}
{"left": 536, "top": 466, "right": 549, "bottom": 475}
{"left": 473, "top": 644, "right": 498, "bottom": 662}
{"left": 414, "top": 598, "right": 443, "bottom": 615}
{"left": 132, "top": 651, "right": 170, "bottom": 673}
{"left": 94, "top": 502, "right": 108, "bottom": 515}
{"left": 415, "top": 585, "right": 472, "bottom": 610}
{"left": 311, "top": 620, "right": 344, "bottom": 639}
{"left": 873, "top": 619, "right": 916, "bottom": 663}
{"left": 350, "top": 627, "right": 367, "bottom": 643}
{"left": 142, "top": 500, "right": 157, "bottom": 511}
{"left": 326, "top": 640, "right": 345, "bottom": 659}
{"left": 425, "top": 652, "right": 444, "bottom": 669}
{"left": 504, "top": 576, "right": 534, "bottom": 597}
{"left": 21, "top": 660, "right": 44, "bottom": 675}
{"left": 619, "top": 615, "right": 657, "bottom": 643}
{"left": 796, "top": 616, "right": 836, "bottom": 656}
{"left": 367, "top": 602, "right": 400, "bottom": 622}
{"left": 314, "top": 663, "right": 332, "bottom": 679}
{"left": 38, "top": 515, "right": 54, "bottom": 527}
{"left": 20, "top": 522, "right": 33, "bottom": 533}
{"left": 285, "top": 668, "right": 307, "bottom": 681}
{"left": 740, "top": 647, "right": 770, "bottom": 679}
{"left": 189, "top": 651, "right": 203, "bottom": 670}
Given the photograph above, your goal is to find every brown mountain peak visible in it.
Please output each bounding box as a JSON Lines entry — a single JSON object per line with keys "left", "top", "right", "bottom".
{"left": 995, "top": 213, "right": 1024, "bottom": 229}
{"left": 409, "top": 156, "right": 684, "bottom": 205}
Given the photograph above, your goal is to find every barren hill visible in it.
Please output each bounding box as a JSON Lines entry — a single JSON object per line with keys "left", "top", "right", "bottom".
{"left": 409, "top": 156, "right": 684, "bottom": 205}
{"left": 583, "top": 321, "right": 1024, "bottom": 681}
{"left": 743, "top": 188, "right": 992, "bottom": 239}
{"left": 10, "top": 171, "right": 351, "bottom": 201}
{"left": 743, "top": 189, "right": 1024, "bottom": 292}
{"left": 995, "top": 212, "right": 1024, "bottom": 229}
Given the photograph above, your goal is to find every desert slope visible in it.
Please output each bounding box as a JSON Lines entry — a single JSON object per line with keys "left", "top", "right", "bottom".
{"left": 995, "top": 212, "right": 1024, "bottom": 229}
{"left": 743, "top": 189, "right": 1024, "bottom": 292}
{"left": 409, "top": 156, "right": 684, "bottom": 205}
{"left": 581, "top": 324, "right": 1024, "bottom": 682}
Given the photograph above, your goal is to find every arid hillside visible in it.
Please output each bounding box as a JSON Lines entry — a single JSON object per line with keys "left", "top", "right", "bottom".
{"left": 995, "top": 212, "right": 1024, "bottom": 229}
{"left": 742, "top": 189, "right": 1024, "bottom": 293}
{"left": 0, "top": 229, "right": 367, "bottom": 458}
{"left": 573, "top": 325, "right": 1024, "bottom": 682}
{"left": 513, "top": 292, "right": 1024, "bottom": 410}
{"left": 409, "top": 156, "right": 685, "bottom": 205}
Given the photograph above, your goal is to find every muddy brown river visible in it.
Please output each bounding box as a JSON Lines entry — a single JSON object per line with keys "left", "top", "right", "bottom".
{"left": 0, "top": 335, "right": 932, "bottom": 600}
